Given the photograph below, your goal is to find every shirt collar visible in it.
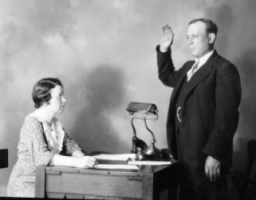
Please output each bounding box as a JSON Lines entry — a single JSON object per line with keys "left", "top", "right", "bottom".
{"left": 27, "top": 110, "right": 65, "bottom": 153}
{"left": 196, "top": 49, "right": 214, "bottom": 67}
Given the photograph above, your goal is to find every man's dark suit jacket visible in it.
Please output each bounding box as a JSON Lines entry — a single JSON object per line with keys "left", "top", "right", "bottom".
{"left": 157, "top": 46, "right": 241, "bottom": 168}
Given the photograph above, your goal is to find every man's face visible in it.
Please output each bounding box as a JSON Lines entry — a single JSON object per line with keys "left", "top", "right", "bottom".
{"left": 186, "top": 21, "right": 213, "bottom": 58}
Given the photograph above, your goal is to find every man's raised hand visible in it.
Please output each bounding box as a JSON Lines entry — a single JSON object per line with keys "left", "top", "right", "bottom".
{"left": 160, "top": 24, "right": 174, "bottom": 52}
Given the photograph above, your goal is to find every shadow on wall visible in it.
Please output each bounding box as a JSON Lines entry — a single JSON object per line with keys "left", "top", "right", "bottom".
{"left": 213, "top": 4, "right": 234, "bottom": 56}
{"left": 203, "top": 3, "right": 234, "bottom": 56}
{"left": 233, "top": 49, "right": 256, "bottom": 171}
{"left": 69, "top": 65, "right": 130, "bottom": 153}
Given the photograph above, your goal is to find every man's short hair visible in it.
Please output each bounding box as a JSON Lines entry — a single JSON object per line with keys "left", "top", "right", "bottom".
{"left": 32, "top": 78, "right": 63, "bottom": 108}
{"left": 189, "top": 18, "right": 218, "bottom": 36}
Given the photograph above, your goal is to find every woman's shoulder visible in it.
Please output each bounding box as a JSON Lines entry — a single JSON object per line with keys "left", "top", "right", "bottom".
{"left": 19, "top": 116, "right": 44, "bottom": 139}
{"left": 22, "top": 116, "right": 43, "bottom": 130}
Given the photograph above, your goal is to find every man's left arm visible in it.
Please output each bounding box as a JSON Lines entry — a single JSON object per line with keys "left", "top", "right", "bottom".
{"left": 203, "top": 62, "right": 241, "bottom": 181}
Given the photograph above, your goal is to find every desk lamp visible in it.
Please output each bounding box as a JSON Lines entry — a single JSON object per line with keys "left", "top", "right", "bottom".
{"left": 126, "top": 102, "right": 162, "bottom": 160}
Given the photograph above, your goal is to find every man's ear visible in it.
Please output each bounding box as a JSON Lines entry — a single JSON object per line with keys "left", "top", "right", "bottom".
{"left": 208, "top": 33, "right": 216, "bottom": 44}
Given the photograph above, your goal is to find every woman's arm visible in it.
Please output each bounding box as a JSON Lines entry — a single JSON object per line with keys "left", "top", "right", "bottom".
{"left": 62, "top": 131, "right": 84, "bottom": 156}
{"left": 27, "top": 117, "right": 96, "bottom": 168}
{"left": 54, "top": 131, "right": 97, "bottom": 167}
{"left": 51, "top": 154, "right": 97, "bottom": 168}
{"left": 72, "top": 150, "right": 85, "bottom": 157}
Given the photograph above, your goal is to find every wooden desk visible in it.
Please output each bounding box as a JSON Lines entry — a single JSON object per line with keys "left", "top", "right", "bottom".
{"left": 35, "top": 160, "right": 180, "bottom": 200}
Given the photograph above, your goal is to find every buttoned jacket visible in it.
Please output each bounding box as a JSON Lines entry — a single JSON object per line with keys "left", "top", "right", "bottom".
{"left": 157, "top": 47, "right": 241, "bottom": 168}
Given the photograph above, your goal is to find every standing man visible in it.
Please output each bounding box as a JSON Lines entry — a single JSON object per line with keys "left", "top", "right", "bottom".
{"left": 156, "top": 18, "right": 241, "bottom": 199}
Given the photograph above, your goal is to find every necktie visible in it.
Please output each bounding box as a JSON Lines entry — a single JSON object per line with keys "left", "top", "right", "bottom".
{"left": 187, "top": 61, "right": 199, "bottom": 81}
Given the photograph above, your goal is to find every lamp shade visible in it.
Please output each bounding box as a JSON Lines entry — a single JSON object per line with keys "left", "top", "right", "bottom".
{"left": 126, "top": 102, "right": 161, "bottom": 159}
{"left": 126, "top": 102, "right": 158, "bottom": 115}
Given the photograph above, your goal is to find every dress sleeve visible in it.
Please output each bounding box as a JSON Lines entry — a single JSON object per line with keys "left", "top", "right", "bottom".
{"left": 22, "top": 116, "right": 54, "bottom": 166}
{"left": 62, "top": 131, "right": 83, "bottom": 156}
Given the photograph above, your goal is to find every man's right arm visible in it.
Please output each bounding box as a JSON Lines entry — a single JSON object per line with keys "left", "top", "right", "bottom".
{"left": 157, "top": 24, "right": 183, "bottom": 87}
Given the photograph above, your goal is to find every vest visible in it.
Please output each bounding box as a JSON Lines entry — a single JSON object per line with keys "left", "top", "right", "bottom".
{"left": 175, "top": 78, "right": 190, "bottom": 126}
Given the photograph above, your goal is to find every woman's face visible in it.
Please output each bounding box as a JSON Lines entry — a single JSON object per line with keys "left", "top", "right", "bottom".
{"left": 47, "top": 85, "right": 66, "bottom": 114}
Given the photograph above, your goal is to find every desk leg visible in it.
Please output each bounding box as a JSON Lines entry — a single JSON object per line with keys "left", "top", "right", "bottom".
{"left": 35, "top": 165, "right": 46, "bottom": 198}
{"left": 142, "top": 174, "right": 160, "bottom": 200}
{"left": 167, "top": 165, "right": 180, "bottom": 200}
{"left": 167, "top": 181, "right": 179, "bottom": 200}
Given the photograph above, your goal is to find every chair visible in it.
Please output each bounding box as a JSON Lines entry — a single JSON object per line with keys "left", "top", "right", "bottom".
{"left": 232, "top": 139, "right": 256, "bottom": 200}
{"left": 0, "top": 149, "right": 8, "bottom": 168}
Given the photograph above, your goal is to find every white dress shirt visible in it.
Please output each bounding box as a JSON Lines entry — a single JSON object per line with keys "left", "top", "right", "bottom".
{"left": 187, "top": 50, "right": 214, "bottom": 81}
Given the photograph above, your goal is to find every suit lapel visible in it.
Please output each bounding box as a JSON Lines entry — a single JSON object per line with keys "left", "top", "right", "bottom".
{"left": 167, "top": 51, "right": 219, "bottom": 122}
{"left": 170, "top": 62, "right": 193, "bottom": 102}
{"left": 181, "top": 51, "right": 219, "bottom": 107}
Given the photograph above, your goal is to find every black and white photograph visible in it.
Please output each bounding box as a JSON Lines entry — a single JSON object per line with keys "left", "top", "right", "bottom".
{"left": 0, "top": 0, "right": 255, "bottom": 199}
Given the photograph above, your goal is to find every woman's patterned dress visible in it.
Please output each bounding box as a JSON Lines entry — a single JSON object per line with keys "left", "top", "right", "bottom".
{"left": 7, "top": 116, "right": 82, "bottom": 197}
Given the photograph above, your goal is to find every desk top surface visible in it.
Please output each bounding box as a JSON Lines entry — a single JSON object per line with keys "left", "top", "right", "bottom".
{"left": 45, "top": 159, "right": 178, "bottom": 177}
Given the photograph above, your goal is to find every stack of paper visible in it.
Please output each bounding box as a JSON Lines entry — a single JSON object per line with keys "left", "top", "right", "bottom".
{"left": 91, "top": 153, "right": 171, "bottom": 169}
{"left": 94, "top": 164, "right": 139, "bottom": 170}
{"left": 92, "top": 153, "right": 136, "bottom": 161}
{"left": 128, "top": 160, "right": 171, "bottom": 165}
{"left": 92, "top": 154, "right": 138, "bottom": 170}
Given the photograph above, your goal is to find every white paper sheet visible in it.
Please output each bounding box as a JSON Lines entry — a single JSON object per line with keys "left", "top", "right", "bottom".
{"left": 94, "top": 164, "right": 139, "bottom": 170}
{"left": 92, "top": 153, "right": 136, "bottom": 161}
{"left": 128, "top": 160, "right": 171, "bottom": 165}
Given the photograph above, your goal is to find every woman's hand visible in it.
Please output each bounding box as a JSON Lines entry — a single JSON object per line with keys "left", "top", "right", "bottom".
{"left": 75, "top": 156, "right": 98, "bottom": 168}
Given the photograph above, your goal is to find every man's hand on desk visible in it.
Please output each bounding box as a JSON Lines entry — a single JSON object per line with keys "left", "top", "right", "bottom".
{"left": 75, "top": 156, "right": 98, "bottom": 168}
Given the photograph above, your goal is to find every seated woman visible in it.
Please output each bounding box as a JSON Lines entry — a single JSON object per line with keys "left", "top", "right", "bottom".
{"left": 7, "top": 78, "right": 97, "bottom": 197}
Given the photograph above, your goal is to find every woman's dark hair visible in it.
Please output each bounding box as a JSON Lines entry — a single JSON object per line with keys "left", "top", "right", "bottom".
{"left": 32, "top": 78, "right": 63, "bottom": 108}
